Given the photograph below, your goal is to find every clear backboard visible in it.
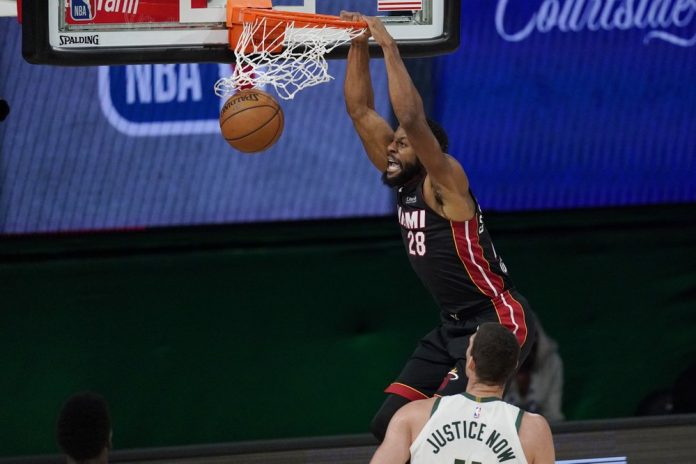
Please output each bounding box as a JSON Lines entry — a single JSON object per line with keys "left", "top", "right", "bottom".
{"left": 21, "top": 0, "right": 460, "bottom": 65}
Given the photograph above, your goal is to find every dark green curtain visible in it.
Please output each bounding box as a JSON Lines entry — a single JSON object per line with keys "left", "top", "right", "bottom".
{"left": 1, "top": 204, "right": 695, "bottom": 457}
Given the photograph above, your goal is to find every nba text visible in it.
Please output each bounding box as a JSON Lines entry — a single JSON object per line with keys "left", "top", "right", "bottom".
{"left": 126, "top": 64, "right": 203, "bottom": 104}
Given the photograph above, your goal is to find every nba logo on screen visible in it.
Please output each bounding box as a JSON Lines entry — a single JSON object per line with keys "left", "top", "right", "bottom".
{"left": 70, "top": 0, "right": 95, "bottom": 20}
{"left": 99, "top": 64, "right": 236, "bottom": 136}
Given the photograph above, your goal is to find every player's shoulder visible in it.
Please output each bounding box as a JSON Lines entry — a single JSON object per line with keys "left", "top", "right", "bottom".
{"left": 398, "top": 397, "right": 438, "bottom": 420}
{"left": 389, "top": 397, "right": 438, "bottom": 431}
{"left": 394, "top": 397, "right": 440, "bottom": 442}
{"left": 520, "top": 411, "right": 552, "bottom": 435}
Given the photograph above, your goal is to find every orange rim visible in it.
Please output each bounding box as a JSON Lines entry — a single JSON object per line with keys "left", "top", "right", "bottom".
{"left": 227, "top": 7, "right": 367, "bottom": 52}
{"left": 227, "top": 7, "right": 367, "bottom": 30}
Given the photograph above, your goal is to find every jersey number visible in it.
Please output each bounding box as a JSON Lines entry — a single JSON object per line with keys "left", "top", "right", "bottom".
{"left": 454, "top": 460, "right": 481, "bottom": 464}
{"left": 407, "top": 231, "right": 426, "bottom": 256}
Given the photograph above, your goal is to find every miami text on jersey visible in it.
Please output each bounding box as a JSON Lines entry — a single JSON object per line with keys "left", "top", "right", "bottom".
{"left": 398, "top": 206, "right": 425, "bottom": 230}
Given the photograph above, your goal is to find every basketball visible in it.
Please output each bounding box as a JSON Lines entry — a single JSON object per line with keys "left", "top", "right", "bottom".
{"left": 219, "top": 88, "right": 284, "bottom": 153}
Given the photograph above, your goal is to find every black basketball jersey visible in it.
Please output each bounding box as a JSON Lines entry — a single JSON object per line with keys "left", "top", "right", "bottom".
{"left": 396, "top": 176, "right": 517, "bottom": 319}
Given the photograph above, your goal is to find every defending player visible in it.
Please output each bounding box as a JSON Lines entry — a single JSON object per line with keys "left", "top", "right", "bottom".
{"left": 370, "top": 323, "right": 555, "bottom": 464}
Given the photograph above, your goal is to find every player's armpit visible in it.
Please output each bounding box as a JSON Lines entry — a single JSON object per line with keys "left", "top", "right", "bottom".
{"left": 424, "top": 159, "right": 475, "bottom": 222}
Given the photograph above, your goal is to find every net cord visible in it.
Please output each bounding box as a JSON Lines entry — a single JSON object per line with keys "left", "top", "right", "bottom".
{"left": 215, "top": 18, "right": 365, "bottom": 100}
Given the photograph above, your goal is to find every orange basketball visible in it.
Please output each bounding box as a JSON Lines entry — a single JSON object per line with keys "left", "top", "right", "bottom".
{"left": 219, "top": 89, "right": 284, "bottom": 153}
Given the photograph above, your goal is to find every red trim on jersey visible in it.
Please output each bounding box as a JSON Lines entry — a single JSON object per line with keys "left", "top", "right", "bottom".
{"left": 451, "top": 220, "right": 506, "bottom": 299}
{"left": 385, "top": 382, "right": 429, "bottom": 401}
{"left": 493, "top": 291, "right": 529, "bottom": 346}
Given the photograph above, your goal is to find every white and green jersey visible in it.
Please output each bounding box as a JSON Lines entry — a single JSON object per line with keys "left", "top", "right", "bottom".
{"left": 410, "top": 393, "right": 527, "bottom": 464}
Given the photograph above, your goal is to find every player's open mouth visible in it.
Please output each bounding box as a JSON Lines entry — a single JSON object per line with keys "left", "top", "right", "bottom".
{"left": 387, "top": 157, "right": 401, "bottom": 174}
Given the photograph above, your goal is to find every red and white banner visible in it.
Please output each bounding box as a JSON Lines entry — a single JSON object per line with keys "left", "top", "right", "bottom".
{"left": 65, "top": 0, "right": 180, "bottom": 25}
{"left": 377, "top": 0, "right": 423, "bottom": 12}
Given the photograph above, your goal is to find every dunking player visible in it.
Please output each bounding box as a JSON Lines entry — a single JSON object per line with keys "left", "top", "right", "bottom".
{"left": 370, "top": 323, "right": 555, "bottom": 464}
{"left": 341, "top": 13, "right": 537, "bottom": 441}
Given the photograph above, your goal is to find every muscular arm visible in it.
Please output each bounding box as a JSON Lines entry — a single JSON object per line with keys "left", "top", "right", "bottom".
{"left": 369, "top": 412, "right": 411, "bottom": 464}
{"left": 364, "top": 16, "right": 474, "bottom": 220}
{"left": 519, "top": 412, "right": 556, "bottom": 464}
{"left": 369, "top": 399, "right": 432, "bottom": 464}
{"left": 342, "top": 12, "right": 393, "bottom": 172}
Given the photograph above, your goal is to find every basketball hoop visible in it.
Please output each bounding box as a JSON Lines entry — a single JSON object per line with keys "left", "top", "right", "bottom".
{"left": 214, "top": 0, "right": 367, "bottom": 100}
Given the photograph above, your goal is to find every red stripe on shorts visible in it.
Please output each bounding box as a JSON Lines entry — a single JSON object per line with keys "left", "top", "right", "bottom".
{"left": 451, "top": 221, "right": 505, "bottom": 298}
{"left": 493, "top": 290, "right": 528, "bottom": 346}
{"left": 385, "top": 382, "right": 429, "bottom": 401}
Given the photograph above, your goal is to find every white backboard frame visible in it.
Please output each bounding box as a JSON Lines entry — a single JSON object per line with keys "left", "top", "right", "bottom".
{"left": 23, "top": 0, "right": 459, "bottom": 65}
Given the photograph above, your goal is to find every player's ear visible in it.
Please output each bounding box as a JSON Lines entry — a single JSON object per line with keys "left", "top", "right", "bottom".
{"left": 466, "top": 354, "right": 475, "bottom": 373}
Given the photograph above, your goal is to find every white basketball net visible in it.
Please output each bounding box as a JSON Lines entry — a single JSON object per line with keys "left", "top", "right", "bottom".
{"left": 214, "top": 18, "right": 366, "bottom": 100}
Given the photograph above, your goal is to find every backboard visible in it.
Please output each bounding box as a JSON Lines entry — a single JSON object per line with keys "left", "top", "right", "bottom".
{"left": 21, "top": 0, "right": 460, "bottom": 66}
